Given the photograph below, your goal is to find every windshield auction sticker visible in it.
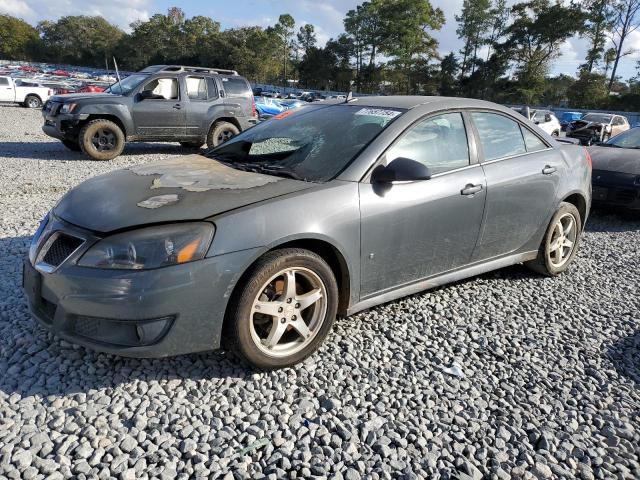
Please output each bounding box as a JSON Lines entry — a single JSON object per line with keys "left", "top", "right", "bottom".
{"left": 355, "top": 108, "right": 402, "bottom": 119}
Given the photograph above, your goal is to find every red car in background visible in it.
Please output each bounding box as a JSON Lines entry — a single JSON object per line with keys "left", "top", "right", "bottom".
{"left": 77, "top": 84, "right": 105, "bottom": 93}
{"left": 51, "top": 70, "right": 71, "bottom": 77}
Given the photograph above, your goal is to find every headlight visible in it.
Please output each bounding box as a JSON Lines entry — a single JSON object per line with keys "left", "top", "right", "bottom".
{"left": 60, "top": 103, "right": 77, "bottom": 114}
{"left": 78, "top": 223, "right": 214, "bottom": 270}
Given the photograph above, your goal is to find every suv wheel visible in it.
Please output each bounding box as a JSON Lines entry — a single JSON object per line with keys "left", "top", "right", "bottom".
{"left": 62, "top": 139, "right": 81, "bottom": 151}
{"left": 79, "top": 119, "right": 125, "bottom": 161}
{"left": 526, "top": 202, "right": 582, "bottom": 276}
{"left": 179, "top": 141, "right": 204, "bottom": 149}
{"left": 24, "top": 95, "right": 42, "bottom": 109}
{"left": 224, "top": 248, "right": 338, "bottom": 369}
{"left": 207, "top": 121, "right": 240, "bottom": 148}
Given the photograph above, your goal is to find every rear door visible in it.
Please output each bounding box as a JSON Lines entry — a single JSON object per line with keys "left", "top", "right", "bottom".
{"left": 131, "top": 76, "right": 185, "bottom": 138}
{"left": 359, "top": 111, "right": 487, "bottom": 297}
{"left": 184, "top": 75, "right": 218, "bottom": 138}
{"left": 470, "top": 111, "right": 563, "bottom": 261}
{"left": 0, "top": 77, "right": 14, "bottom": 102}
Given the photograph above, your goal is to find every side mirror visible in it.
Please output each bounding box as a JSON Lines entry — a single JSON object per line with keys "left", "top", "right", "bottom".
{"left": 371, "top": 157, "right": 432, "bottom": 183}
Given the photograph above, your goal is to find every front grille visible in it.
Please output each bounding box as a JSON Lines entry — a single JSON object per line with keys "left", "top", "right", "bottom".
{"left": 40, "top": 233, "right": 84, "bottom": 267}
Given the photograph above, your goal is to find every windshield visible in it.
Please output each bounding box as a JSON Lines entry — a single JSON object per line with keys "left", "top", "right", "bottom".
{"left": 206, "top": 104, "right": 405, "bottom": 182}
{"left": 104, "top": 74, "right": 148, "bottom": 95}
{"left": 605, "top": 128, "right": 640, "bottom": 149}
{"left": 582, "top": 113, "right": 613, "bottom": 124}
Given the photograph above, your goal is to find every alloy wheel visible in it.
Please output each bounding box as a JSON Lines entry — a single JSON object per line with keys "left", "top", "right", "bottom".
{"left": 249, "top": 267, "right": 327, "bottom": 358}
{"left": 92, "top": 129, "right": 116, "bottom": 152}
{"left": 548, "top": 213, "right": 577, "bottom": 268}
{"left": 217, "top": 129, "right": 234, "bottom": 143}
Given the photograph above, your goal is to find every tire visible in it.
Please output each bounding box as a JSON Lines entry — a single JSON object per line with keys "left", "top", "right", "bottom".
{"left": 179, "top": 141, "right": 205, "bottom": 149}
{"left": 78, "top": 119, "right": 125, "bottom": 161}
{"left": 61, "top": 139, "right": 81, "bottom": 151}
{"left": 223, "top": 248, "right": 338, "bottom": 369}
{"left": 551, "top": 130, "right": 560, "bottom": 137}
{"left": 24, "top": 95, "right": 42, "bottom": 109}
{"left": 525, "top": 202, "right": 582, "bottom": 276}
{"left": 206, "top": 121, "right": 240, "bottom": 149}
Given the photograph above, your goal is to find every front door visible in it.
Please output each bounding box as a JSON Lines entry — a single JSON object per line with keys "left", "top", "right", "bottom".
{"left": 359, "top": 112, "right": 487, "bottom": 298}
{"left": 469, "top": 111, "right": 562, "bottom": 261}
{"left": 0, "top": 78, "right": 14, "bottom": 102}
{"left": 132, "top": 77, "right": 186, "bottom": 138}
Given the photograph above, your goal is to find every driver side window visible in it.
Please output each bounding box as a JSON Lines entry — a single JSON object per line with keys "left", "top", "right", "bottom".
{"left": 385, "top": 112, "right": 470, "bottom": 175}
{"left": 142, "top": 78, "right": 179, "bottom": 100}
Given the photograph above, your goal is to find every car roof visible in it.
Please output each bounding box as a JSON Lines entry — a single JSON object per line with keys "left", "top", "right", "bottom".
{"left": 328, "top": 95, "right": 516, "bottom": 113}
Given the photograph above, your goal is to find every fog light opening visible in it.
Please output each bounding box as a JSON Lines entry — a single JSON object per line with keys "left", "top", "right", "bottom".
{"left": 135, "top": 325, "right": 145, "bottom": 344}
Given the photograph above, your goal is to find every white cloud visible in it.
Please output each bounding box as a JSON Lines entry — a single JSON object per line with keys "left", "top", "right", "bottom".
{"left": 0, "top": 0, "right": 35, "bottom": 18}
{"left": 3, "top": 0, "right": 150, "bottom": 30}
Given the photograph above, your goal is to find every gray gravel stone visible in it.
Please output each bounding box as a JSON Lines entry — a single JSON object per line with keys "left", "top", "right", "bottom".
{"left": 0, "top": 105, "right": 639, "bottom": 479}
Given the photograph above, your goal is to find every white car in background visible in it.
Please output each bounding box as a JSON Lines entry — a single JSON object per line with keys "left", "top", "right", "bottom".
{"left": 0, "top": 76, "right": 53, "bottom": 108}
{"left": 531, "top": 109, "right": 562, "bottom": 137}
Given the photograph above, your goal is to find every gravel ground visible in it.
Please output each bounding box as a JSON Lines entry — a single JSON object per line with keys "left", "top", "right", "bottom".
{"left": 0, "top": 105, "right": 638, "bottom": 479}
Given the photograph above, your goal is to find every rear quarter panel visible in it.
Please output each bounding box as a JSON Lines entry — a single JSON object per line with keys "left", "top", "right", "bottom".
{"left": 555, "top": 142, "right": 592, "bottom": 222}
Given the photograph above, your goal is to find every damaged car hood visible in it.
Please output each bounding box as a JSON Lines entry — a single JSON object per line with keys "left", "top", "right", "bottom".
{"left": 54, "top": 155, "right": 315, "bottom": 233}
{"left": 588, "top": 146, "right": 640, "bottom": 175}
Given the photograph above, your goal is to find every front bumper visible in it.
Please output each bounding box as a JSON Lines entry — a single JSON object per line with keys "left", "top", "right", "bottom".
{"left": 592, "top": 170, "right": 640, "bottom": 210}
{"left": 23, "top": 216, "right": 262, "bottom": 357}
{"left": 41, "top": 109, "right": 88, "bottom": 141}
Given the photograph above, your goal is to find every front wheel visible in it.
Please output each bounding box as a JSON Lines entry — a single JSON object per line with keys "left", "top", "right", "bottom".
{"left": 79, "top": 119, "right": 125, "bottom": 161}
{"left": 526, "top": 202, "right": 582, "bottom": 276}
{"left": 207, "top": 121, "right": 240, "bottom": 149}
{"left": 223, "top": 249, "right": 338, "bottom": 369}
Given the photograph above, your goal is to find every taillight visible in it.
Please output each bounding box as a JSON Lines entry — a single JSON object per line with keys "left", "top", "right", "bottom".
{"left": 584, "top": 148, "right": 592, "bottom": 170}
{"left": 251, "top": 98, "right": 257, "bottom": 118}
{"left": 48, "top": 89, "right": 52, "bottom": 96}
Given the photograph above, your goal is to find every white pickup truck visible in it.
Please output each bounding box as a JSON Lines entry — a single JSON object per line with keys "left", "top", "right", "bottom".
{"left": 0, "top": 76, "right": 53, "bottom": 108}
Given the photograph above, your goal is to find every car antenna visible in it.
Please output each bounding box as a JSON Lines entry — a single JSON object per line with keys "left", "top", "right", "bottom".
{"left": 345, "top": 91, "right": 358, "bottom": 103}
{"left": 113, "top": 56, "right": 122, "bottom": 94}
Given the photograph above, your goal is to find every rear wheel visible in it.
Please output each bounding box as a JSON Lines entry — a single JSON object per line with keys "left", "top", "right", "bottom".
{"left": 551, "top": 130, "right": 560, "bottom": 137}
{"left": 526, "top": 202, "right": 582, "bottom": 276}
{"left": 179, "top": 141, "right": 204, "bottom": 149}
{"left": 62, "top": 139, "right": 81, "bottom": 151}
{"left": 224, "top": 248, "right": 338, "bottom": 369}
{"left": 79, "top": 119, "right": 125, "bottom": 161}
{"left": 24, "top": 95, "right": 42, "bottom": 109}
{"left": 207, "top": 121, "right": 240, "bottom": 149}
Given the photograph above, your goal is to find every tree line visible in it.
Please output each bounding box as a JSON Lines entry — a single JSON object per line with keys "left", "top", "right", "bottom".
{"left": 3, "top": 0, "right": 640, "bottom": 110}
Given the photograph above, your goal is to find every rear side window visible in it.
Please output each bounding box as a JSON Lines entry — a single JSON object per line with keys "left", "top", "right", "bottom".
{"left": 521, "top": 127, "right": 547, "bottom": 152}
{"left": 206, "top": 77, "right": 219, "bottom": 100}
{"left": 472, "top": 112, "right": 526, "bottom": 161}
{"left": 385, "top": 112, "right": 470, "bottom": 175}
{"left": 0, "top": 78, "right": 9, "bottom": 85}
{"left": 222, "top": 77, "right": 250, "bottom": 96}
{"left": 186, "top": 76, "right": 207, "bottom": 100}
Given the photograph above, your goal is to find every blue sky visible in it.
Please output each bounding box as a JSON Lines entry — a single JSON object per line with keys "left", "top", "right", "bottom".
{"left": 3, "top": 0, "right": 639, "bottom": 80}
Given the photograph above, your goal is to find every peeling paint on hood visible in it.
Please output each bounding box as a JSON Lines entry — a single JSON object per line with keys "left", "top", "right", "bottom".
{"left": 54, "top": 154, "right": 313, "bottom": 233}
{"left": 137, "top": 194, "right": 180, "bottom": 209}
{"left": 130, "top": 155, "right": 281, "bottom": 192}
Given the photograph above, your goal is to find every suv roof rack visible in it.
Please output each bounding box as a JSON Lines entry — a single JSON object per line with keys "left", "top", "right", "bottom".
{"left": 140, "top": 65, "right": 239, "bottom": 76}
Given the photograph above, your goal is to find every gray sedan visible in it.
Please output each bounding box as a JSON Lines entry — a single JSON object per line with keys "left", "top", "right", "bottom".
{"left": 24, "top": 97, "right": 592, "bottom": 369}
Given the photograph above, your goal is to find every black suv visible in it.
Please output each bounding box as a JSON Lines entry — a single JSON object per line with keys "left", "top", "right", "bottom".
{"left": 42, "top": 65, "right": 257, "bottom": 160}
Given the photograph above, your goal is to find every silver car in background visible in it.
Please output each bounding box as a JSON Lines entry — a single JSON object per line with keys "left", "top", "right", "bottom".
{"left": 24, "top": 97, "right": 592, "bottom": 369}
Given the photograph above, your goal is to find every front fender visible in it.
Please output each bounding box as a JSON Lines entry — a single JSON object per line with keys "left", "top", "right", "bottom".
{"left": 75, "top": 104, "right": 134, "bottom": 135}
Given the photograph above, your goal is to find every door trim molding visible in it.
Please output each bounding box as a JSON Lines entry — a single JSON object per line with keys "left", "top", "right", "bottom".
{"left": 348, "top": 250, "right": 538, "bottom": 316}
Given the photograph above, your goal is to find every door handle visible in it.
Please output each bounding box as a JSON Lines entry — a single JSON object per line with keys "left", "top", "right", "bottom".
{"left": 173, "top": 104, "right": 182, "bottom": 110}
{"left": 461, "top": 184, "right": 483, "bottom": 196}
{"left": 542, "top": 165, "right": 557, "bottom": 175}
